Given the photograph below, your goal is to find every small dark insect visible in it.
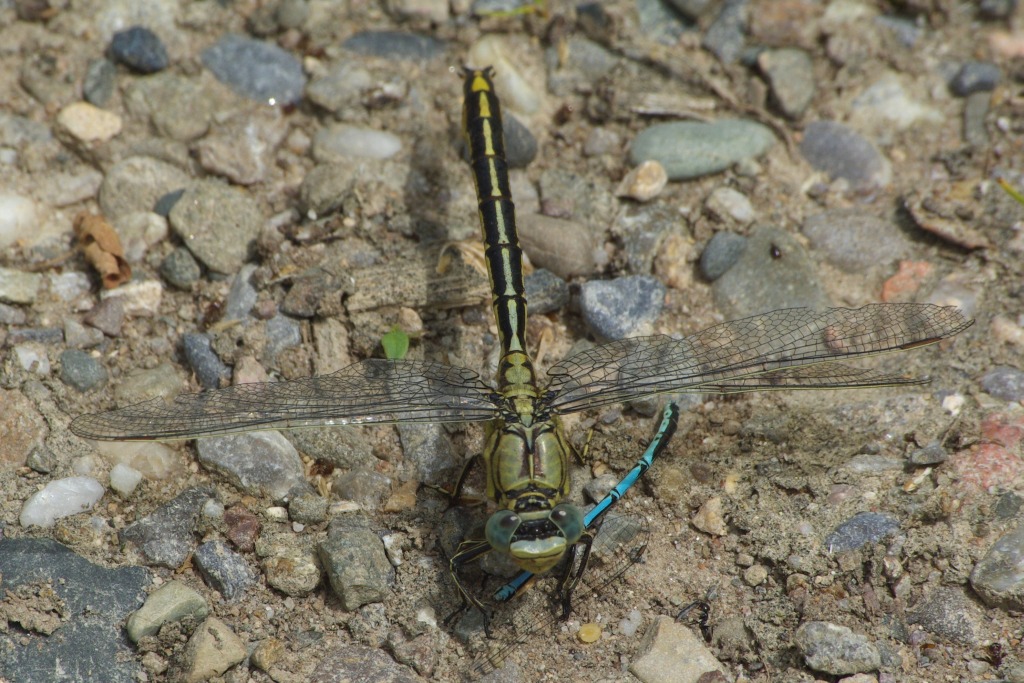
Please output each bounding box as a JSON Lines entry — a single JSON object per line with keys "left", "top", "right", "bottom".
{"left": 202, "top": 300, "right": 224, "bottom": 328}
{"left": 309, "top": 459, "right": 335, "bottom": 477}
{"left": 677, "top": 599, "right": 712, "bottom": 642}
{"left": 983, "top": 642, "right": 1004, "bottom": 667}
{"left": 770, "top": 243, "right": 783, "bottom": 259}
{"left": 553, "top": 103, "right": 574, "bottom": 126}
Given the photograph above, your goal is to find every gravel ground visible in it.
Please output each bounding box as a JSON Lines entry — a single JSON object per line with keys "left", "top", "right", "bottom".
{"left": 2, "top": 1, "right": 1024, "bottom": 682}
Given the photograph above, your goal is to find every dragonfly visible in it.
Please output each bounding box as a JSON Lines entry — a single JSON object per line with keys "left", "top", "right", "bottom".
{"left": 71, "top": 66, "right": 973, "bottom": 668}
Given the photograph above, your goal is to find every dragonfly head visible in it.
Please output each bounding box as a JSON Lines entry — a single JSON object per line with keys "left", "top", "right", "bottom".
{"left": 485, "top": 503, "right": 585, "bottom": 574}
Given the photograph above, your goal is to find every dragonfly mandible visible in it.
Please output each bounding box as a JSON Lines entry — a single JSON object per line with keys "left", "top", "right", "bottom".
{"left": 71, "top": 65, "right": 974, "bottom": 664}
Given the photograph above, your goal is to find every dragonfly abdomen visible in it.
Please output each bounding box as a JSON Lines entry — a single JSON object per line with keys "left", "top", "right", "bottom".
{"left": 463, "top": 67, "right": 529, "bottom": 359}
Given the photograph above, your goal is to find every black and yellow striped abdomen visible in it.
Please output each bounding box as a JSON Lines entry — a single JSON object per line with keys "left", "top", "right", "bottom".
{"left": 463, "top": 68, "right": 530, "bottom": 369}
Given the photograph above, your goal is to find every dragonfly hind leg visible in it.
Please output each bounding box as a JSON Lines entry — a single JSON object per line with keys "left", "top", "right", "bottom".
{"left": 444, "top": 538, "right": 495, "bottom": 632}
{"left": 424, "top": 453, "right": 484, "bottom": 507}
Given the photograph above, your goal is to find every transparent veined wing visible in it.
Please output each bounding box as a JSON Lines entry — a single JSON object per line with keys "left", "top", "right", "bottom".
{"left": 70, "top": 358, "right": 501, "bottom": 441}
{"left": 544, "top": 304, "right": 973, "bottom": 414}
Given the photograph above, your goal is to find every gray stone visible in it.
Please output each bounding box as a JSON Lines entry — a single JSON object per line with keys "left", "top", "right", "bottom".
{"left": 59, "top": 349, "right": 108, "bottom": 391}
{"left": 397, "top": 422, "right": 461, "bottom": 485}
{"left": 980, "top": 365, "right": 1024, "bottom": 402}
{"left": 700, "top": 231, "right": 747, "bottom": 281}
{"left": 196, "top": 431, "right": 308, "bottom": 501}
{"left": 83, "top": 58, "right": 117, "bottom": 106}
{"left": 759, "top": 48, "right": 815, "bottom": 119}
{"left": 0, "top": 538, "right": 150, "bottom": 683}
{"left": 289, "top": 493, "right": 329, "bottom": 524}
{"left": 318, "top": 516, "right": 395, "bottom": 611}
{"left": 182, "top": 332, "right": 231, "bottom": 390}
{"left": 629, "top": 119, "right": 776, "bottom": 180}
{"left": 202, "top": 33, "right": 306, "bottom": 105}
{"left": 800, "top": 121, "right": 892, "bottom": 189}
{"left": 333, "top": 468, "right": 392, "bottom": 509}
{"left": 908, "top": 442, "right": 948, "bottom": 465}
{"left": 341, "top": 30, "right": 446, "bottom": 61}
{"left": 125, "top": 580, "right": 210, "bottom": 643}
{"left": 907, "top": 587, "right": 981, "bottom": 645}
{"left": 711, "top": 227, "right": 829, "bottom": 318}
{"left": 120, "top": 486, "right": 218, "bottom": 568}
{"left": 309, "top": 644, "right": 424, "bottom": 683}
{"left": 970, "top": 522, "right": 1024, "bottom": 610}
{"left": 524, "top": 269, "right": 569, "bottom": 315}
{"left": 702, "top": 0, "right": 747, "bottom": 64}
{"left": 825, "top": 512, "right": 900, "bottom": 553}
{"left": 794, "top": 621, "right": 881, "bottom": 675}
{"left": 802, "top": 209, "right": 911, "bottom": 272}
{"left": 193, "top": 540, "right": 256, "bottom": 601}
{"left": 169, "top": 180, "right": 262, "bottom": 275}
{"left": 108, "top": 26, "right": 169, "bottom": 74}
{"left": 99, "top": 156, "right": 190, "bottom": 220}
{"left": 160, "top": 247, "right": 202, "bottom": 290}
{"left": 580, "top": 275, "right": 666, "bottom": 340}
{"left": 950, "top": 61, "right": 1001, "bottom": 97}
{"left": 0, "top": 266, "right": 42, "bottom": 304}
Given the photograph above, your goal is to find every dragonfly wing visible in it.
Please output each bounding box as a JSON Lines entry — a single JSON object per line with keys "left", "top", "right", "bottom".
{"left": 545, "top": 304, "right": 972, "bottom": 414}
{"left": 70, "top": 358, "right": 500, "bottom": 441}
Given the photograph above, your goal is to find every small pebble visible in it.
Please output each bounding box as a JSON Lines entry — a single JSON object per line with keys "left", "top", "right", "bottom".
{"left": 578, "top": 623, "right": 602, "bottom": 643}
{"left": 108, "top": 26, "right": 169, "bottom": 74}
{"left": 125, "top": 580, "right": 210, "bottom": 643}
{"left": 705, "top": 187, "right": 755, "bottom": 226}
{"left": 616, "top": 160, "right": 668, "bottom": 202}
{"left": 181, "top": 617, "right": 247, "bottom": 681}
{"left": 700, "top": 231, "right": 747, "bottom": 281}
{"left": 0, "top": 193, "right": 39, "bottom": 250}
{"left": 19, "top": 476, "right": 105, "bottom": 527}
{"left": 692, "top": 496, "right": 728, "bottom": 536}
{"left": 825, "top": 512, "right": 900, "bottom": 553}
{"left": 630, "top": 120, "right": 776, "bottom": 180}
{"left": 949, "top": 61, "right": 1002, "bottom": 97}
{"left": 59, "top": 349, "right": 108, "bottom": 391}
{"left": 759, "top": 48, "right": 815, "bottom": 119}
{"left": 160, "top": 248, "right": 202, "bottom": 290}
{"left": 794, "top": 621, "right": 881, "bottom": 675}
{"left": 799, "top": 120, "right": 892, "bottom": 189}
{"left": 980, "top": 366, "right": 1024, "bottom": 402}
{"left": 182, "top": 333, "right": 231, "bottom": 389}
{"left": 202, "top": 34, "right": 306, "bottom": 105}
{"left": 83, "top": 58, "right": 117, "bottom": 105}
{"left": 56, "top": 102, "right": 123, "bottom": 143}
{"left": 0, "top": 266, "right": 43, "bottom": 305}
{"left": 313, "top": 124, "right": 402, "bottom": 162}
{"left": 579, "top": 275, "right": 665, "bottom": 340}
{"left": 341, "top": 30, "right": 446, "bottom": 61}
{"left": 109, "top": 463, "right": 144, "bottom": 496}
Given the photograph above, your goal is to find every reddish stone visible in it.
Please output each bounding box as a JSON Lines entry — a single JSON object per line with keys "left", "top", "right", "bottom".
{"left": 224, "top": 505, "right": 261, "bottom": 552}
{"left": 881, "top": 260, "right": 933, "bottom": 302}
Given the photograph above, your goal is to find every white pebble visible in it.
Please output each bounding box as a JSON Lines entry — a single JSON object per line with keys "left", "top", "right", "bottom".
{"left": 617, "top": 609, "right": 643, "bottom": 637}
{"left": 0, "top": 193, "right": 39, "bottom": 249}
{"left": 203, "top": 498, "right": 225, "bottom": 520}
{"left": 13, "top": 343, "right": 50, "bottom": 375}
{"left": 20, "top": 476, "right": 105, "bottom": 527}
{"left": 101, "top": 279, "right": 163, "bottom": 316}
{"left": 110, "top": 463, "right": 144, "bottom": 495}
{"left": 72, "top": 454, "right": 99, "bottom": 476}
